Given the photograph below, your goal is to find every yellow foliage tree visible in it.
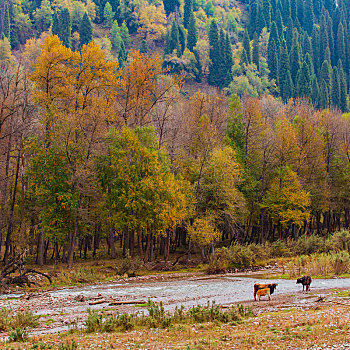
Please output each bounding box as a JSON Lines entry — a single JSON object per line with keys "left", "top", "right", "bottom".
{"left": 138, "top": 4, "right": 167, "bottom": 42}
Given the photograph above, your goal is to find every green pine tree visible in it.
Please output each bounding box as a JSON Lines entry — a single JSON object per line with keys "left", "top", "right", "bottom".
{"left": 290, "top": 28, "right": 301, "bottom": 85}
{"left": 296, "top": 61, "right": 311, "bottom": 98}
{"left": 79, "top": 12, "right": 93, "bottom": 49}
{"left": 279, "top": 40, "right": 293, "bottom": 101}
{"left": 103, "top": 2, "right": 115, "bottom": 28}
{"left": 331, "top": 66, "right": 340, "bottom": 108}
{"left": 187, "top": 10, "right": 198, "bottom": 51}
{"left": 118, "top": 39, "right": 128, "bottom": 67}
{"left": 163, "top": 0, "right": 180, "bottom": 16}
{"left": 338, "top": 60, "right": 347, "bottom": 112}
{"left": 336, "top": 22, "right": 345, "bottom": 64}
{"left": 263, "top": 0, "right": 271, "bottom": 29}
{"left": 169, "top": 20, "right": 180, "bottom": 55}
{"left": 303, "top": 0, "right": 314, "bottom": 34}
{"left": 311, "top": 77, "right": 320, "bottom": 106}
{"left": 52, "top": 12, "right": 60, "bottom": 37}
{"left": 320, "top": 79, "right": 330, "bottom": 109}
{"left": 3, "top": 4, "right": 10, "bottom": 41}
{"left": 183, "top": 0, "right": 193, "bottom": 29}
{"left": 178, "top": 24, "right": 186, "bottom": 55}
{"left": 60, "top": 8, "right": 71, "bottom": 48}
{"left": 194, "top": 49, "right": 202, "bottom": 82}
{"left": 242, "top": 29, "right": 251, "bottom": 64}
{"left": 320, "top": 59, "right": 332, "bottom": 92}
{"left": 252, "top": 31, "right": 260, "bottom": 71}
{"left": 208, "top": 19, "right": 221, "bottom": 87}
{"left": 267, "top": 35, "right": 278, "bottom": 81}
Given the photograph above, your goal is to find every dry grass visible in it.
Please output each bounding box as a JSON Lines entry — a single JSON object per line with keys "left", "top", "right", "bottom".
{"left": 2, "top": 302, "right": 350, "bottom": 349}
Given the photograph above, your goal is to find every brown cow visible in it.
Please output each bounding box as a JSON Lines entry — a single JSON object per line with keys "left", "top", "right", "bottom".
{"left": 254, "top": 283, "right": 278, "bottom": 300}
{"left": 256, "top": 287, "right": 271, "bottom": 301}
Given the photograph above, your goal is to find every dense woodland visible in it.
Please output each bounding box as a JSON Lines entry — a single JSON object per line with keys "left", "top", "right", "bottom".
{"left": 0, "top": 0, "right": 350, "bottom": 267}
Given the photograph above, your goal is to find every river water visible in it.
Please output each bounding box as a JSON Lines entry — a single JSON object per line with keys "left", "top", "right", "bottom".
{"left": 35, "top": 275, "right": 350, "bottom": 314}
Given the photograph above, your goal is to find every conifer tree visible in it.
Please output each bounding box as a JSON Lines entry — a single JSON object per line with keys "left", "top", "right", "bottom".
{"left": 52, "top": 12, "right": 60, "bottom": 37}
{"left": 224, "top": 32, "right": 233, "bottom": 76}
{"left": 279, "top": 40, "right": 293, "bottom": 101}
{"left": 336, "top": 22, "right": 345, "bottom": 64}
{"left": 194, "top": 49, "right": 202, "bottom": 82}
{"left": 243, "top": 29, "right": 251, "bottom": 64}
{"left": 208, "top": 19, "right": 221, "bottom": 86}
{"left": 320, "top": 78, "right": 330, "bottom": 109}
{"left": 120, "top": 21, "right": 130, "bottom": 48}
{"left": 118, "top": 39, "right": 127, "bottom": 67}
{"left": 276, "top": 9, "right": 283, "bottom": 38}
{"left": 79, "top": 13, "right": 93, "bottom": 49}
{"left": 163, "top": 0, "right": 180, "bottom": 16}
{"left": 311, "top": 25, "right": 320, "bottom": 74}
{"left": 111, "top": 20, "right": 122, "bottom": 48}
{"left": 240, "top": 48, "right": 249, "bottom": 66}
{"left": 296, "top": 61, "right": 311, "bottom": 98}
{"left": 169, "top": 20, "right": 180, "bottom": 55}
{"left": 269, "top": 21, "right": 280, "bottom": 53}
{"left": 252, "top": 31, "right": 260, "bottom": 71}
{"left": 187, "top": 11, "right": 198, "bottom": 51}
{"left": 311, "top": 77, "right": 320, "bottom": 106}
{"left": 60, "top": 8, "right": 71, "bottom": 48}
{"left": 249, "top": 0, "right": 258, "bottom": 35}
{"left": 286, "top": 17, "right": 293, "bottom": 52}
{"left": 338, "top": 60, "right": 347, "bottom": 112}
{"left": 263, "top": 0, "right": 271, "bottom": 29}
{"left": 320, "top": 59, "right": 332, "bottom": 92}
{"left": 103, "top": 2, "right": 115, "bottom": 27}
{"left": 267, "top": 36, "right": 278, "bottom": 81}
{"left": 331, "top": 66, "right": 340, "bottom": 108}
{"left": 303, "top": 0, "right": 314, "bottom": 34}
{"left": 290, "top": 28, "right": 300, "bottom": 85}
{"left": 184, "top": 0, "right": 193, "bottom": 29}
{"left": 178, "top": 24, "right": 186, "bottom": 55}
{"left": 3, "top": 4, "right": 10, "bottom": 40}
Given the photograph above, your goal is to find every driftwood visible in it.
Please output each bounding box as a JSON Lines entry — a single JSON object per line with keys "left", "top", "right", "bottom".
{"left": 0, "top": 250, "right": 52, "bottom": 292}
{"left": 108, "top": 300, "right": 147, "bottom": 306}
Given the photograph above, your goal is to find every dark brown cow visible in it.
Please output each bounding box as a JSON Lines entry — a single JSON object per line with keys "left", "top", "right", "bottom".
{"left": 296, "top": 275, "right": 312, "bottom": 291}
{"left": 254, "top": 283, "right": 278, "bottom": 300}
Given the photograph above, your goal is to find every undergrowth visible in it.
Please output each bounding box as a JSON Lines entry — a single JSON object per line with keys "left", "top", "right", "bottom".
{"left": 84, "top": 300, "right": 253, "bottom": 333}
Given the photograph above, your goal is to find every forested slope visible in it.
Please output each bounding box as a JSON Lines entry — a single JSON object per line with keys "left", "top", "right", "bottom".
{"left": 0, "top": 0, "right": 350, "bottom": 267}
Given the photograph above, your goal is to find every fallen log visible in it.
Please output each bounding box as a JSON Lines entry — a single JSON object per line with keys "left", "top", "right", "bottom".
{"left": 108, "top": 300, "right": 147, "bottom": 306}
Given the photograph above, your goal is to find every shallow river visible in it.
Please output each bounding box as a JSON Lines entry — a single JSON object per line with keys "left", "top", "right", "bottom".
{"left": 34, "top": 275, "right": 350, "bottom": 314}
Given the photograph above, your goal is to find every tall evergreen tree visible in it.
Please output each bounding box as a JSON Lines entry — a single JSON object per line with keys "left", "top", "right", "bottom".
{"left": 242, "top": 29, "right": 251, "bottom": 64}
{"left": 103, "top": 2, "right": 115, "bottom": 27}
{"left": 183, "top": 0, "right": 193, "bottom": 29}
{"left": 279, "top": 40, "right": 293, "bottom": 101}
{"left": 178, "top": 24, "right": 186, "bottom": 55}
{"left": 276, "top": 9, "right": 283, "bottom": 38}
{"left": 269, "top": 21, "right": 280, "bottom": 52}
{"left": 163, "top": 0, "right": 180, "bottom": 16}
{"left": 321, "top": 59, "right": 332, "bottom": 91}
{"left": 194, "top": 49, "right": 202, "bottom": 82}
{"left": 338, "top": 59, "right": 347, "bottom": 111}
{"left": 170, "top": 20, "right": 180, "bottom": 55}
{"left": 3, "top": 4, "right": 10, "bottom": 40}
{"left": 224, "top": 32, "right": 233, "bottom": 75}
{"left": 187, "top": 10, "right": 198, "bottom": 51}
{"left": 311, "top": 25, "right": 320, "bottom": 74}
{"left": 60, "top": 8, "right": 71, "bottom": 48}
{"left": 79, "top": 13, "right": 93, "bottom": 49}
{"left": 336, "top": 22, "right": 345, "bottom": 64}
{"left": 208, "top": 19, "right": 221, "bottom": 86}
{"left": 290, "top": 28, "right": 301, "bottom": 85}
{"left": 331, "top": 66, "right": 340, "bottom": 108}
{"left": 240, "top": 48, "right": 249, "bottom": 66}
{"left": 311, "top": 77, "right": 320, "bottom": 106}
{"left": 118, "top": 39, "right": 128, "bottom": 67}
{"left": 286, "top": 17, "right": 293, "bottom": 52}
{"left": 263, "top": 0, "right": 272, "bottom": 29}
{"left": 267, "top": 35, "right": 278, "bottom": 81}
{"left": 296, "top": 61, "right": 312, "bottom": 98}
{"left": 52, "top": 12, "right": 60, "bottom": 37}
{"left": 252, "top": 31, "right": 260, "bottom": 71}
{"left": 248, "top": 0, "right": 258, "bottom": 35}
{"left": 320, "top": 79, "right": 330, "bottom": 109}
{"left": 303, "top": 0, "right": 314, "bottom": 34}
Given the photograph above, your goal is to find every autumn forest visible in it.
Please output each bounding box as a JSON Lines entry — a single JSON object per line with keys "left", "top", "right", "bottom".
{"left": 0, "top": 0, "right": 350, "bottom": 268}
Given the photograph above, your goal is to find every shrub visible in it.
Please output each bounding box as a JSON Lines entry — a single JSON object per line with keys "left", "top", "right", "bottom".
{"left": 332, "top": 250, "right": 350, "bottom": 275}
{"left": 293, "top": 235, "right": 326, "bottom": 255}
{"left": 85, "top": 309, "right": 103, "bottom": 333}
{"left": 327, "top": 230, "right": 350, "bottom": 252}
{"left": 8, "top": 328, "right": 28, "bottom": 342}
{"left": 270, "top": 240, "right": 292, "bottom": 257}
{"left": 226, "top": 244, "right": 254, "bottom": 268}
{"left": 58, "top": 340, "right": 78, "bottom": 350}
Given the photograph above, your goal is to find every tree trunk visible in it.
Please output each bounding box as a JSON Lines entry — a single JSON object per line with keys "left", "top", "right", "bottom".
{"left": 37, "top": 231, "right": 45, "bottom": 266}
{"left": 138, "top": 229, "right": 143, "bottom": 260}
{"left": 109, "top": 226, "right": 116, "bottom": 258}
{"left": 3, "top": 145, "right": 21, "bottom": 265}
{"left": 68, "top": 192, "right": 81, "bottom": 268}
